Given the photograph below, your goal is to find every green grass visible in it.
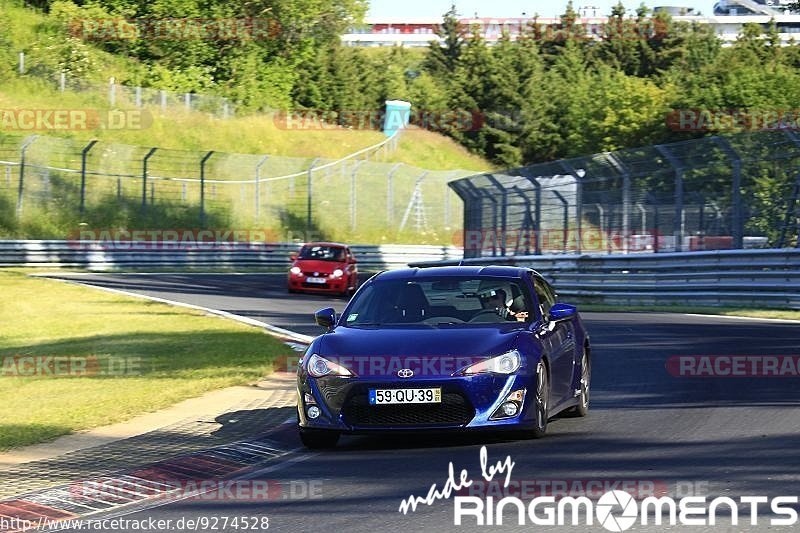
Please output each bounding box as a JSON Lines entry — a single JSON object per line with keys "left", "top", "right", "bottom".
{"left": 0, "top": 76, "right": 490, "bottom": 170}
{"left": 0, "top": 270, "right": 293, "bottom": 451}
{"left": 579, "top": 304, "right": 800, "bottom": 321}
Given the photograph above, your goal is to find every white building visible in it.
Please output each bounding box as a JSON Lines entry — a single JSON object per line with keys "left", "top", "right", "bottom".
{"left": 341, "top": 3, "right": 800, "bottom": 48}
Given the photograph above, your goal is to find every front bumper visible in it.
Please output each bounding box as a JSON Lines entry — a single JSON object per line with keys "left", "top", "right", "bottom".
{"left": 288, "top": 275, "right": 348, "bottom": 293}
{"left": 297, "top": 373, "right": 536, "bottom": 433}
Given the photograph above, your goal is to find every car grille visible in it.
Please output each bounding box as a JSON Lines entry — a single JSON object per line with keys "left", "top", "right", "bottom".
{"left": 342, "top": 392, "right": 474, "bottom": 427}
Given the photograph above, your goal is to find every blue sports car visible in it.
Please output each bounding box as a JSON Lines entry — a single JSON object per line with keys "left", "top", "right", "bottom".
{"left": 296, "top": 266, "right": 591, "bottom": 449}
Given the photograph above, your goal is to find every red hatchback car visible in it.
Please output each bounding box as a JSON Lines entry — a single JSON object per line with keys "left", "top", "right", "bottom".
{"left": 287, "top": 243, "right": 359, "bottom": 296}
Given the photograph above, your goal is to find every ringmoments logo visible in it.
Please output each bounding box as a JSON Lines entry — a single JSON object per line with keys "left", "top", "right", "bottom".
{"left": 396, "top": 447, "right": 799, "bottom": 530}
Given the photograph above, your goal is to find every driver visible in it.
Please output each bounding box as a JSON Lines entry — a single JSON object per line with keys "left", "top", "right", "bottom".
{"left": 478, "top": 288, "right": 527, "bottom": 322}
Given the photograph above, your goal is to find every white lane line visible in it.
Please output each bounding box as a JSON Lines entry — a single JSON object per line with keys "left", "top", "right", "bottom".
{"left": 34, "top": 275, "right": 315, "bottom": 344}
{"left": 682, "top": 313, "right": 800, "bottom": 324}
{"left": 32, "top": 272, "right": 286, "bottom": 277}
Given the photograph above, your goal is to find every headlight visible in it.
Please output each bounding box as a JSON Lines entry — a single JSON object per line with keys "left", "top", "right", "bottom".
{"left": 290, "top": 266, "right": 302, "bottom": 275}
{"left": 331, "top": 269, "right": 344, "bottom": 278}
{"left": 307, "top": 354, "right": 353, "bottom": 378}
{"left": 459, "top": 350, "right": 521, "bottom": 375}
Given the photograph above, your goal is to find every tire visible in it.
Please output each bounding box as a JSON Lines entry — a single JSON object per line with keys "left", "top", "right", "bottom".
{"left": 299, "top": 429, "right": 340, "bottom": 449}
{"left": 567, "top": 348, "right": 590, "bottom": 417}
{"left": 527, "top": 361, "right": 550, "bottom": 439}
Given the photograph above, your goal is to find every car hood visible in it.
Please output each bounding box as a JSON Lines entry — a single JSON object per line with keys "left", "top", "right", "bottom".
{"left": 316, "top": 326, "right": 521, "bottom": 378}
{"left": 294, "top": 259, "right": 343, "bottom": 273}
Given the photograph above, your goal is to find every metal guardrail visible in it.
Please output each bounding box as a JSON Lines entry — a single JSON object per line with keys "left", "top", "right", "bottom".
{"left": 410, "top": 249, "right": 800, "bottom": 310}
{"left": 4, "top": 241, "right": 797, "bottom": 309}
{"left": 0, "top": 241, "right": 462, "bottom": 272}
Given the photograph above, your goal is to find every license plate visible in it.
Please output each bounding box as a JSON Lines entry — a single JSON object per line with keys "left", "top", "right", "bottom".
{"left": 306, "top": 277, "right": 327, "bottom": 284}
{"left": 369, "top": 388, "right": 442, "bottom": 405}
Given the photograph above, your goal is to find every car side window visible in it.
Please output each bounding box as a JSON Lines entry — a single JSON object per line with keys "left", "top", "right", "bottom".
{"left": 542, "top": 280, "right": 558, "bottom": 304}
{"left": 533, "top": 277, "right": 556, "bottom": 320}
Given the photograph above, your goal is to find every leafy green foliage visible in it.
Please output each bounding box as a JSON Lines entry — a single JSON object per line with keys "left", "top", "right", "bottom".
{"left": 5, "top": 0, "right": 800, "bottom": 170}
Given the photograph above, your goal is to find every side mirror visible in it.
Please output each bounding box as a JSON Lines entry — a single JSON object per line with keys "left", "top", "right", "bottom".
{"left": 289, "top": 253, "right": 298, "bottom": 261}
{"left": 350, "top": 257, "right": 358, "bottom": 264}
{"left": 549, "top": 303, "right": 577, "bottom": 323}
{"left": 314, "top": 308, "right": 337, "bottom": 330}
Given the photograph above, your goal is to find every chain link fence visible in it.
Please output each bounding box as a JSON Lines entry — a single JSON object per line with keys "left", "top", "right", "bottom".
{"left": 452, "top": 130, "right": 800, "bottom": 257}
{"left": 0, "top": 133, "right": 473, "bottom": 245}
{"left": 16, "top": 52, "right": 236, "bottom": 119}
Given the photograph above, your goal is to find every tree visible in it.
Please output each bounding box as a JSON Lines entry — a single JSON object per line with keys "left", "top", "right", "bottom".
{"left": 424, "top": 3, "right": 465, "bottom": 76}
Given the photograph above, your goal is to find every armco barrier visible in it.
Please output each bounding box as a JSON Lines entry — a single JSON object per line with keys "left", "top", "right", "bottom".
{"left": 3, "top": 241, "right": 798, "bottom": 309}
{"left": 410, "top": 249, "right": 800, "bottom": 310}
{"left": 0, "top": 241, "right": 462, "bottom": 272}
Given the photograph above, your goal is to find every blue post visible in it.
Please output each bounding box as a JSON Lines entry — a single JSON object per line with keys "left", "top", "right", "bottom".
{"left": 383, "top": 100, "right": 412, "bottom": 137}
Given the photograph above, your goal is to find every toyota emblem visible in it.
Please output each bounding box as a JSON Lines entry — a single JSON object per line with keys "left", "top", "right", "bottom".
{"left": 397, "top": 368, "right": 414, "bottom": 378}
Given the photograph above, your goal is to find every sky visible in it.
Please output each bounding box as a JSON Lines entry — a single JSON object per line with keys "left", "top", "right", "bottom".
{"left": 367, "top": 0, "right": 714, "bottom": 19}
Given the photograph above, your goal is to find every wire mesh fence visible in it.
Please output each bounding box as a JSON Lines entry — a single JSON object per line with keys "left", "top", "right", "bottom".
{"left": 452, "top": 130, "right": 800, "bottom": 257}
{"left": 17, "top": 52, "right": 235, "bottom": 119}
{"left": 0, "top": 133, "right": 473, "bottom": 245}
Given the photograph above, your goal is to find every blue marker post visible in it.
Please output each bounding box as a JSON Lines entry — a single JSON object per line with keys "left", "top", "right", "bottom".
{"left": 383, "top": 100, "right": 412, "bottom": 137}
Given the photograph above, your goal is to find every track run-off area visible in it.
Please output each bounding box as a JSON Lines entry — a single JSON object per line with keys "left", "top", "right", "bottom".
{"left": 23, "top": 273, "right": 800, "bottom": 532}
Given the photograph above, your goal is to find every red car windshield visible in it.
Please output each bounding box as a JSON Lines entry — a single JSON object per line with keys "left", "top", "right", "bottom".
{"left": 298, "top": 246, "right": 345, "bottom": 262}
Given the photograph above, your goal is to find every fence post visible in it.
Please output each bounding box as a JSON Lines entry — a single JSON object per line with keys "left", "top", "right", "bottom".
{"left": 307, "top": 157, "right": 320, "bottom": 238}
{"left": 18, "top": 52, "right": 24, "bottom": 74}
{"left": 712, "top": 137, "right": 743, "bottom": 249}
{"left": 135, "top": 87, "right": 142, "bottom": 108}
{"left": 60, "top": 72, "right": 66, "bottom": 92}
{"left": 142, "top": 148, "right": 157, "bottom": 210}
{"left": 778, "top": 174, "right": 800, "bottom": 248}
{"left": 559, "top": 161, "right": 585, "bottom": 254}
{"left": 444, "top": 171, "right": 460, "bottom": 228}
{"left": 386, "top": 163, "right": 402, "bottom": 226}
{"left": 185, "top": 93, "right": 192, "bottom": 111}
{"left": 255, "top": 155, "right": 269, "bottom": 221}
{"left": 486, "top": 175, "right": 509, "bottom": 256}
{"left": 645, "top": 192, "right": 660, "bottom": 253}
{"left": 606, "top": 152, "right": 631, "bottom": 254}
{"left": 553, "top": 190, "right": 569, "bottom": 253}
{"left": 200, "top": 151, "right": 214, "bottom": 227}
{"left": 79, "top": 140, "right": 99, "bottom": 216}
{"left": 160, "top": 90, "right": 167, "bottom": 111}
{"left": 351, "top": 161, "right": 366, "bottom": 231}
{"left": 17, "top": 135, "right": 38, "bottom": 217}
{"left": 655, "top": 145, "right": 684, "bottom": 252}
{"left": 109, "top": 78, "right": 116, "bottom": 106}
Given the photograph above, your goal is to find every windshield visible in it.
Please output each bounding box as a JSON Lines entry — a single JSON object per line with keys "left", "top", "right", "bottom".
{"left": 298, "top": 246, "right": 345, "bottom": 262}
{"left": 342, "top": 277, "right": 533, "bottom": 326}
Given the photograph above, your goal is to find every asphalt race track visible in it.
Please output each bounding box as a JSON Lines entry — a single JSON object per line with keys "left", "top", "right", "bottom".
{"left": 47, "top": 273, "right": 800, "bottom": 532}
